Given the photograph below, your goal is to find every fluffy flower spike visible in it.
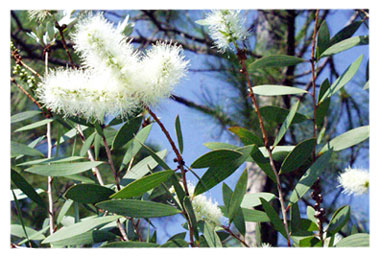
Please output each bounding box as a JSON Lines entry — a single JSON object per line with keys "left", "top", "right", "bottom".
{"left": 337, "top": 167, "right": 369, "bottom": 196}
{"left": 197, "top": 10, "right": 249, "bottom": 52}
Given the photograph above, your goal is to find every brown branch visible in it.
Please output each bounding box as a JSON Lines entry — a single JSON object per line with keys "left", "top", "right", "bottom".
{"left": 222, "top": 225, "right": 249, "bottom": 247}
{"left": 101, "top": 132, "right": 121, "bottom": 191}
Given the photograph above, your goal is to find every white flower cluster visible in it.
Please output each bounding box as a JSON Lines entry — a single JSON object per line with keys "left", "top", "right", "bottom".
{"left": 170, "top": 183, "right": 223, "bottom": 227}
{"left": 197, "top": 10, "right": 249, "bottom": 52}
{"left": 37, "top": 13, "right": 188, "bottom": 122}
{"left": 337, "top": 167, "right": 369, "bottom": 196}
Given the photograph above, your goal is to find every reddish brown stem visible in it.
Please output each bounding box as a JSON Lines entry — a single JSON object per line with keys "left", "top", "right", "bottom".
{"left": 237, "top": 48, "right": 291, "bottom": 247}
{"left": 222, "top": 225, "right": 249, "bottom": 247}
{"left": 55, "top": 21, "right": 76, "bottom": 69}
{"left": 101, "top": 133, "right": 121, "bottom": 191}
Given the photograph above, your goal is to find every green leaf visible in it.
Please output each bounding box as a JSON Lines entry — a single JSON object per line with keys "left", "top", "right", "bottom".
{"left": 280, "top": 138, "right": 315, "bottom": 174}
{"left": 96, "top": 199, "right": 181, "bottom": 218}
{"left": 202, "top": 222, "right": 223, "bottom": 247}
{"left": 328, "top": 21, "right": 363, "bottom": 47}
{"left": 320, "top": 125, "right": 369, "bottom": 153}
{"left": 252, "top": 85, "right": 307, "bottom": 96}
{"left": 182, "top": 196, "right": 199, "bottom": 240}
{"left": 57, "top": 126, "right": 87, "bottom": 145}
{"left": 175, "top": 115, "right": 184, "bottom": 154}
{"left": 11, "top": 141, "right": 44, "bottom": 158}
{"left": 273, "top": 100, "right": 300, "bottom": 147}
{"left": 138, "top": 142, "right": 171, "bottom": 170}
{"left": 112, "top": 170, "right": 173, "bottom": 199}
{"left": 11, "top": 224, "right": 45, "bottom": 240}
{"left": 194, "top": 147, "right": 251, "bottom": 195}
{"left": 11, "top": 110, "right": 41, "bottom": 124}
{"left": 123, "top": 150, "right": 167, "bottom": 179}
{"left": 11, "top": 188, "right": 44, "bottom": 201}
{"left": 316, "top": 79, "right": 331, "bottom": 127}
{"left": 222, "top": 183, "right": 232, "bottom": 209}
{"left": 241, "top": 192, "right": 275, "bottom": 208}
{"left": 220, "top": 206, "right": 269, "bottom": 222}
{"left": 191, "top": 149, "right": 242, "bottom": 169}
{"left": 42, "top": 215, "right": 121, "bottom": 244}
{"left": 25, "top": 161, "right": 104, "bottom": 177}
{"left": 335, "top": 233, "right": 369, "bottom": 247}
{"left": 327, "top": 205, "right": 350, "bottom": 234}
{"left": 120, "top": 124, "right": 152, "bottom": 167}
{"left": 80, "top": 132, "right": 96, "bottom": 157}
{"left": 319, "top": 55, "right": 363, "bottom": 102}
{"left": 363, "top": 81, "right": 369, "bottom": 90}
{"left": 102, "top": 241, "right": 158, "bottom": 248}
{"left": 289, "top": 150, "right": 332, "bottom": 205}
{"left": 320, "top": 36, "right": 368, "bottom": 57}
{"left": 11, "top": 170, "right": 46, "bottom": 208}
{"left": 57, "top": 199, "right": 73, "bottom": 225}
{"left": 250, "top": 145, "right": 277, "bottom": 183}
{"left": 112, "top": 115, "right": 143, "bottom": 150}
{"left": 17, "top": 156, "right": 84, "bottom": 166}
{"left": 52, "top": 230, "right": 116, "bottom": 247}
{"left": 228, "top": 169, "right": 248, "bottom": 220}
{"left": 65, "top": 184, "right": 115, "bottom": 204}
{"left": 14, "top": 118, "right": 53, "bottom": 132}
{"left": 260, "top": 106, "right": 309, "bottom": 125}
{"left": 160, "top": 239, "right": 188, "bottom": 247}
{"left": 248, "top": 55, "right": 305, "bottom": 71}
{"left": 203, "top": 142, "right": 238, "bottom": 150}
{"left": 228, "top": 126, "right": 263, "bottom": 146}
{"left": 260, "top": 198, "right": 287, "bottom": 238}
{"left": 316, "top": 20, "right": 330, "bottom": 58}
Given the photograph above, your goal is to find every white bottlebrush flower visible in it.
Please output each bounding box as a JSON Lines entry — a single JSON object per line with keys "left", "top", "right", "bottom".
{"left": 261, "top": 243, "right": 272, "bottom": 248}
{"left": 36, "top": 68, "right": 140, "bottom": 122}
{"left": 28, "top": 10, "right": 53, "bottom": 22}
{"left": 138, "top": 42, "right": 189, "bottom": 105}
{"left": 337, "top": 167, "right": 369, "bottom": 196}
{"left": 197, "top": 10, "right": 249, "bottom": 52}
{"left": 171, "top": 183, "right": 223, "bottom": 226}
{"left": 71, "top": 12, "right": 140, "bottom": 89}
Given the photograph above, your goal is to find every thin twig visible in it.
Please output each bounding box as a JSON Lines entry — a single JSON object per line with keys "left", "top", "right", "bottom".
{"left": 222, "top": 225, "right": 249, "bottom": 247}
{"left": 145, "top": 106, "right": 196, "bottom": 247}
{"left": 236, "top": 48, "right": 291, "bottom": 247}
{"left": 54, "top": 21, "right": 76, "bottom": 68}
{"left": 101, "top": 132, "right": 121, "bottom": 191}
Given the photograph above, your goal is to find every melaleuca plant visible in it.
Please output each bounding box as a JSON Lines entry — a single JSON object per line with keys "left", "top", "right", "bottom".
{"left": 10, "top": 9, "right": 369, "bottom": 248}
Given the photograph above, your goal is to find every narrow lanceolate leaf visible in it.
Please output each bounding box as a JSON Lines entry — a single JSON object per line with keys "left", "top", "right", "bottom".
{"left": 80, "top": 132, "right": 96, "bottom": 157}
{"left": 228, "top": 126, "right": 263, "bottom": 146}
{"left": 252, "top": 85, "right": 307, "bottom": 96}
{"left": 363, "top": 81, "right": 369, "bottom": 90}
{"left": 11, "top": 170, "right": 46, "bottom": 208}
{"left": 335, "top": 233, "right": 369, "bottom": 247}
{"left": 273, "top": 100, "right": 300, "bottom": 147}
{"left": 203, "top": 142, "right": 238, "bottom": 150}
{"left": 232, "top": 207, "right": 246, "bottom": 236}
{"left": 320, "top": 36, "right": 368, "bottom": 57}
{"left": 11, "top": 141, "right": 44, "bottom": 158}
{"left": 328, "top": 21, "right": 363, "bottom": 47}
{"left": 101, "top": 241, "right": 158, "bottom": 248}
{"left": 248, "top": 55, "right": 305, "bottom": 71}
{"left": 111, "top": 170, "right": 174, "bottom": 199}
{"left": 15, "top": 119, "right": 53, "bottom": 132}
{"left": 316, "top": 79, "right": 331, "bottom": 127}
{"left": 191, "top": 149, "right": 242, "bottom": 169}
{"left": 259, "top": 198, "right": 287, "bottom": 239}
{"left": 327, "top": 205, "right": 351, "bottom": 234}
{"left": 289, "top": 150, "right": 332, "bottom": 205}
{"left": 112, "top": 115, "right": 143, "bottom": 150}
{"left": 316, "top": 20, "right": 330, "bottom": 59}
{"left": 319, "top": 55, "right": 363, "bottom": 102}
{"left": 96, "top": 199, "right": 181, "bottom": 218}
{"left": 123, "top": 150, "right": 167, "bottom": 179}
{"left": 182, "top": 196, "right": 199, "bottom": 240}
{"left": 11, "top": 110, "right": 41, "bottom": 124}
{"left": 57, "top": 125, "right": 87, "bottom": 145}
{"left": 240, "top": 192, "right": 275, "bottom": 208}
{"left": 138, "top": 142, "right": 171, "bottom": 170}
{"left": 250, "top": 145, "right": 277, "bottom": 183}
{"left": 11, "top": 224, "right": 45, "bottom": 240}
{"left": 25, "top": 161, "right": 103, "bottom": 177}
{"left": 120, "top": 124, "right": 152, "bottom": 168}
{"left": 42, "top": 216, "right": 121, "bottom": 244}
{"left": 65, "top": 184, "right": 115, "bottom": 204}
{"left": 280, "top": 138, "right": 316, "bottom": 174}
{"left": 202, "top": 222, "right": 223, "bottom": 247}
{"left": 175, "top": 115, "right": 184, "bottom": 154}
{"left": 219, "top": 206, "right": 269, "bottom": 223}
{"left": 57, "top": 199, "right": 74, "bottom": 225}
{"left": 320, "top": 125, "right": 369, "bottom": 153}
{"left": 52, "top": 230, "right": 116, "bottom": 247}
{"left": 228, "top": 169, "right": 248, "bottom": 220}
{"left": 17, "top": 156, "right": 84, "bottom": 166}
{"left": 194, "top": 147, "right": 252, "bottom": 195}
